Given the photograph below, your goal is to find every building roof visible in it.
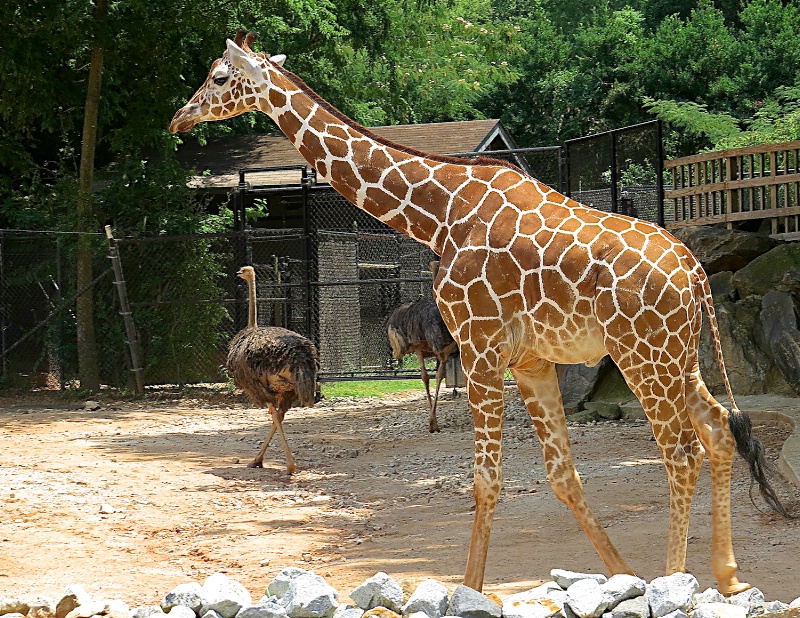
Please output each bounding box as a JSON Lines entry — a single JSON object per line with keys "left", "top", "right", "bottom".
{"left": 175, "top": 119, "right": 519, "bottom": 190}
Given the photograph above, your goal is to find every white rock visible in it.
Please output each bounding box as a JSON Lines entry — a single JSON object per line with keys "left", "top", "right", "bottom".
{"left": 65, "top": 601, "right": 108, "bottom": 618}
{"left": 566, "top": 579, "right": 611, "bottom": 618}
{"left": 1, "top": 600, "right": 31, "bottom": 616}
{"left": 3, "top": 614, "right": 26, "bottom": 618}
{"left": 268, "top": 569, "right": 311, "bottom": 600}
{"left": 350, "top": 573, "right": 403, "bottom": 613}
{"left": 99, "top": 504, "right": 116, "bottom": 514}
{"left": 28, "top": 600, "right": 56, "bottom": 618}
{"left": 727, "top": 590, "right": 766, "bottom": 618}
{"left": 162, "top": 583, "right": 204, "bottom": 614}
{"left": 201, "top": 573, "right": 253, "bottom": 618}
{"left": 406, "top": 613, "right": 429, "bottom": 618}
{"left": 760, "top": 602, "right": 788, "bottom": 615}
{"left": 659, "top": 610, "right": 687, "bottom": 618}
{"left": 692, "top": 604, "right": 747, "bottom": 618}
{"left": 105, "top": 600, "right": 131, "bottom": 618}
{"left": 790, "top": 598, "right": 800, "bottom": 609}
{"left": 236, "top": 601, "right": 288, "bottom": 618}
{"left": 201, "top": 611, "right": 225, "bottom": 618}
{"left": 692, "top": 590, "right": 725, "bottom": 608}
{"left": 503, "top": 595, "right": 562, "bottom": 618}
{"left": 553, "top": 571, "right": 608, "bottom": 590}
{"left": 332, "top": 606, "right": 363, "bottom": 618}
{"left": 131, "top": 606, "right": 165, "bottom": 618}
{"left": 281, "top": 572, "right": 338, "bottom": 618}
{"left": 56, "top": 586, "right": 92, "bottom": 618}
{"left": 601, "top": 576, "right": 646, "bottom": 609}
{"left": 167, "top": 607, "right": 196, "bottom": 618}
{"left": 609, "top": 596, "right": 649, "bottom": 618}
{"left": 402, "top": 580, "right": 450, "bottom": 618}
{"left": 648, "top": 574, "right": 699, "bottom": 618}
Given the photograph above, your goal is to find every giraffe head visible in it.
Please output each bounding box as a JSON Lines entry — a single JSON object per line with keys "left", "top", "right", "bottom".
{"left": 169, "top": 30, "right": 286, "bottom": 133}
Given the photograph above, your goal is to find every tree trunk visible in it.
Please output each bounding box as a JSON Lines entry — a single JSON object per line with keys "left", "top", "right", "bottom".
{"left": 75, "top": 0, "right": 107, "bottom": 392}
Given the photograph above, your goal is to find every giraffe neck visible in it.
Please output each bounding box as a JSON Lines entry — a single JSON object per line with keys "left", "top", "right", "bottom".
{"left": 254, "top": 66, "right": 470, "bottom": 253}
{"left": 246, "top": 274, "right": 257, "bottom": 327}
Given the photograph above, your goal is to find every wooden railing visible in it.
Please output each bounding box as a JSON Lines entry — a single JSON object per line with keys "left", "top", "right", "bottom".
{"left": 664, "top": 140, "right": 800, "bottom": 239}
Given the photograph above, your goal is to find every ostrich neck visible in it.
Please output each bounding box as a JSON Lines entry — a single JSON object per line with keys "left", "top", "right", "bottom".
{"left": 247, "top": 276, "right": 257, "bottom": 327}
{"left": 258, "top": 68, "right": 464, "bottom": 254}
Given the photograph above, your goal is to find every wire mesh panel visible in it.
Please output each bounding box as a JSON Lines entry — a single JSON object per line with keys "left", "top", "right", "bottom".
{"left": 564, "top": 120, "right": 664, "bottom": 225}
{"left": 308, "top": 188, "right": 438, "bottom": 378}
{"left": 115, "top": 233, "right": 235, "bottom": 386}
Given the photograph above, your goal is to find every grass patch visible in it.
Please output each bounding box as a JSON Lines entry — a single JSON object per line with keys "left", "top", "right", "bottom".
{"left": 321, "top": 379, "right": 424, "bottom": 399}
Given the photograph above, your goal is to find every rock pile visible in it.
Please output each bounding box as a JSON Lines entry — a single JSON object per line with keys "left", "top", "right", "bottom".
{"left": 3, "top": 569, "right": 800, "bottom": 618}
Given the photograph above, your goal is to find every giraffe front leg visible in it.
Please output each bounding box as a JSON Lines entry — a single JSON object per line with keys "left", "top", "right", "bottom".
{"left": 462, "top": 356, "right": 506, "bottom": 591}
{"left": 512, "top": 360, "right": 634, "bottom": 576}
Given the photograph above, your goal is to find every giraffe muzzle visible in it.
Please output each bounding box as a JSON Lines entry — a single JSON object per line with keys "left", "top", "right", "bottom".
{"left": 169, "top": 104, "right": 201, "bottom": 133}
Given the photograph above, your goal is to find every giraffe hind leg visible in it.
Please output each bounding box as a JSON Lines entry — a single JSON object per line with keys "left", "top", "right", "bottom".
{"left": 685, "top": 364, "right": 750, "bottom": 595}
{"left": 615, "top": 357, "right": 705, "bottom": 579}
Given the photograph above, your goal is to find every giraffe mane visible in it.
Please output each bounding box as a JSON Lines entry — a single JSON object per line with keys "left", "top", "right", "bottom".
{"left": 270, "top": 63, "right": 528, "bottom": 176}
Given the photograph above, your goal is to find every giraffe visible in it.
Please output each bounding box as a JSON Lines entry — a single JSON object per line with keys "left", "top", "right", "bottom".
{"left": 170, "top": 30, "right": 791, "bottom": 595}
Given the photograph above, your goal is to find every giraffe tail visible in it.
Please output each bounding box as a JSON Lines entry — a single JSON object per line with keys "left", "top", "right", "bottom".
{"left": 696, "top": 272, "right": 796, "bottom": 519}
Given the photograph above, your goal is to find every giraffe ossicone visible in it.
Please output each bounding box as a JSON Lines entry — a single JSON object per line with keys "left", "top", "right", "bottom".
{"left": 170, "top": 32, "right": 792, "bottom": 595}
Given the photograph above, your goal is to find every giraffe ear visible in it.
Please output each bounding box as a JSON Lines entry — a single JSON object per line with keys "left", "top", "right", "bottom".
{"left": 269, "top": 54, "right": 286, "bottom": 67}
{"left": 226, "top": 39, "right": 262, "bottom": 80}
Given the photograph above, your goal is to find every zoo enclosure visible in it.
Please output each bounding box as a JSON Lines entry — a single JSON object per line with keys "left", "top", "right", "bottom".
{"left": 0, "top": 121, "right": 665, "bottom": 390}
{"left": 664, "top": 139, "right": 800, "bottom": 239}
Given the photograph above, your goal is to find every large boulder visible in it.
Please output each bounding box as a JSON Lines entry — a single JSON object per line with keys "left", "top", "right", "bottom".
{"left": 761, "top": 290, "right": 800, "bottom": 391}
{"left": 733, "top": 244, "right": 800, "bottom": 298}
{"left": 699, "top": 297, "right": 767, "bottom": 395}
{"left": 559, "top": 358, "right": 613, "bottom": 412}
{"left": 671, "top": 226, "right": 779, "bottom": 274}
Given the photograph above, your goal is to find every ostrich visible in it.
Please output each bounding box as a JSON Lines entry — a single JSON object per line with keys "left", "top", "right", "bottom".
{"left": 227, "top": 265, "right": 319, "bottom": 473}
{"left": 385, "top": 267, "right": 459, "bottom": 432}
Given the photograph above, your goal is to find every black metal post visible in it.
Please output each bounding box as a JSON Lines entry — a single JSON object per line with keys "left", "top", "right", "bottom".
{"left": 301, "top": 167, "right": 314, "bottom": 339}
{"left": 656, "top": 119, "right": 666, "bottom": 228}
{"left": 610, "top": 130, "right": 619, "bottom": 214}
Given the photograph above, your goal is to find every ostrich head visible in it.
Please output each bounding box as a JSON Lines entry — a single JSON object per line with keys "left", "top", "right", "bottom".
{"left": 237, "top": 265, "right": 256, "bottom": 282}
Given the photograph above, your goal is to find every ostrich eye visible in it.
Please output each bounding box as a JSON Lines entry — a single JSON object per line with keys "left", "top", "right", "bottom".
{"left": 213, "top": 76, "right": 228, "bottom": 86}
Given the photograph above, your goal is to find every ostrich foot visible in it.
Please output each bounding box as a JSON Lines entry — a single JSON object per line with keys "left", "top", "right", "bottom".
{"left": 247, "top": 460, "right": 264, "bottom": 468}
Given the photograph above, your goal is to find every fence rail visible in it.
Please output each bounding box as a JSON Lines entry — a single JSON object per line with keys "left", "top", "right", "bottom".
{"left": 664, "top": 140, "right": 800, "bottom": 238}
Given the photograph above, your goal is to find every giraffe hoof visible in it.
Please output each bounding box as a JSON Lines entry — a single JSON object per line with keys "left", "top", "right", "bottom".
{"left": 429, "top": 424, "right": 441, "bottom": 433}
{"left": 286, "top": 463, "right": 297, "bottom": 474}
{"left": 720, "top": 582, "right": 751, "bottom": 596}
{"left": 247, "top": 460, "right": 264, "bottom": 469}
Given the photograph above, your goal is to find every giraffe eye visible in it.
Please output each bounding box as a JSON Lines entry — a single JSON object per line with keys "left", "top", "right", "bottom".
{"left": 213, "top": 76, "right": 228, "bottom": 86}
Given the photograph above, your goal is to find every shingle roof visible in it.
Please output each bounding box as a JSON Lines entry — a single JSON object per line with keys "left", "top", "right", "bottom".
{"left": 176, "top": 119, "right": 511, "bottom": 190}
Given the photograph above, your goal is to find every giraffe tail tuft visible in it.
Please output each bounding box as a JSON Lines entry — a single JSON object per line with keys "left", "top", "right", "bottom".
{"left": 727, "top": 409, "right": 797, "bottom": 519}
{"left": 695, "top": 269, "right": 797, "bottom": 519}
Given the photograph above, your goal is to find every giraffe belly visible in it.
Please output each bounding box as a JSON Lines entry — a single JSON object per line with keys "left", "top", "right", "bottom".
{"left": 510, "top": 311, "right": 609, "bottom": 368}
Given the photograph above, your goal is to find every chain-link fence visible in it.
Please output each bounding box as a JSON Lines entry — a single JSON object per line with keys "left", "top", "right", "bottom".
{"left": 564, "top": 120, "right": 664, "bottom": 225}
{"left": 1, "top": 122, "right": 665, "bottom": 391}
{"left": 0, "top": 221, "right": 436, "bottom": 390}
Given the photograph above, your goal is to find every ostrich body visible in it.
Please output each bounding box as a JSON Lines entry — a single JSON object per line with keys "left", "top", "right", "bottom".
{"left": 385, "top": 296, "right": 459, "bottom": 432}
{"left": 227, "top": 266, "right": 318, "bottom": 473}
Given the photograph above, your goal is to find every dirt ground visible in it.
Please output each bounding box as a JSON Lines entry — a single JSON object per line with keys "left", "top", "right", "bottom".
{"left": 1, "top": 387, "right": 799, "bottom": 607}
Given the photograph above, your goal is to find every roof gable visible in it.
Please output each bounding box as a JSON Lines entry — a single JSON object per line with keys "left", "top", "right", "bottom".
{"left": 176, "top": 119, "right": 514, "bottom": 190}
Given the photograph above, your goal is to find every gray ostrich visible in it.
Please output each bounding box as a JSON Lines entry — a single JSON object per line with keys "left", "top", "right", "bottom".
{"left": 385, "top": 292, "right": 459, "bottom": 433}
{"left": 227, "top": 266, "right": 318, "bottom": 473}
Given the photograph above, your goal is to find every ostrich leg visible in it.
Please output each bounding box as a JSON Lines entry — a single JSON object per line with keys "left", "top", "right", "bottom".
{"left": 248, "top": 404, "right": 278, "bottom": 468}
{"left": 271, "top": 407, "right": 297, "bottom": 474}
{"left": 417, "top": 351, "right": 439, "bottom": 432}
